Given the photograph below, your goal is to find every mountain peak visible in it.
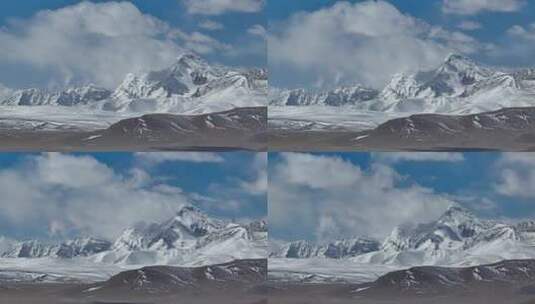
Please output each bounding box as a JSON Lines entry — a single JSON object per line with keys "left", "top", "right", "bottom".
{"left": 438, "top": 53, "right": 491, "bottom": 78}
{"left": 444, "top": 204, "right": 473, "bottom": 215}
{"left": 176, "top": 205, "right": 200, "bottom": 216}
{"left": 166, "top": 205, "right": 224, "bottom": 237}
{"left": 444, "top": 53, "right": 472, "bottom": 64}
{"left": 173, "top": 205, "right": 212, "bottom": 224}
{"left": 177, "top": 52, "right": 202, "bottom": 63}
{"left": 438, "top": 205, "right": 477, "bottom": 223}
{"left": 174, "top": 53, "right": 208, "bottom": 70}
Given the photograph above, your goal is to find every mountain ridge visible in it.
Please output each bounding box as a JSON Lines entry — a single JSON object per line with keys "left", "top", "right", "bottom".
{"left": 270, "top": 54, "right": 535, "bottom": 115}
{"left": 271, "top": 205, "right": 535, "bottom": 268}
{"left": 357, "top": 258, "right": 535, "bottom": 296}
{"left": 0, "top": 53, "right": 267, "bottom": 115}
{"left": 1, "top": 205, "right": 267, "bottom": 268}
{"left": 270, "top": 237, "right": 380, "bottom": 259}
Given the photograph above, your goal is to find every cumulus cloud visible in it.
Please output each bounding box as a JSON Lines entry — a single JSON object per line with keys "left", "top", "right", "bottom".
{"left": 170, "top": 29, "right": 231, "bottom": 55}
{"left": 507, "top": 23, "right": 535, "bottom": 41}
{"left": 135, "top": 152, "right": 225, "bottom": 164}
{"left": 373, "top": 152, "right": 465, "bottom": 163}
{"left": 247, "top": 24, "right": 267, "bottom": 38}
{"left": 0, "top": 153, "right": 192, "bottom": 240}
{"left": 198, "top": 20, "right": 224, "bottom": 31}
{"left": 485, "top": 23, "right": 535, "bottom": 66}
{"left": 443, "top": 0, "right": 526, "bottom": 15}
{"left": 240, "top": 153, "right": 267, "bottom": 195}
{"left": 269, "top": 153, "right": 454, "bottom": 241}
{"left": 183, "top": 0, "right": 264, "bottom": 15}
{"left": 457, "top": 21, "right": 483, "bottom": 31}
{"left": 269, "top": 0, "right": 487, "bottom": 88}
{"left": 495, "top": 153, "right": 535, "bottom": 199}
{"left": 0, "top": 1, "right": 229, "bottom": 88}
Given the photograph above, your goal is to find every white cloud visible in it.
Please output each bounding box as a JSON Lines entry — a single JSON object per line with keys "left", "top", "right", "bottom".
{"left": 457, "top": 21, "right": 483, "bottom": 31}
{"left": 443, "top": 0, "right": 526, "bottom": 15}
{"left": 0, "top": 153, "right": 191, "bottom": 239}
{"left": 269, "top": 0, "right": 486, "bottom": 88}
{"left": 485, "top": 23, "right": 535, "bottom": 65}
{"left": 169, "top": 29, "right": 231, "bottom": 55}
{"left": 495, "top": 153, "right": 535, "bottom": 199}
{"left": 507, "top": 23, "right": 535, "bottom": 41}
{"left": 247, "top": 24, "right": 266, "bottom": 37}
{"left": 198, "top": 20, "right": 224, "bottom": 31}
{"left": 269, "top": 153, "right": 453, "bottom": 241}
{"left": 274, "top": 153, "right": 364, "bottom": 189}
{"left": 373, "top": 152, "right": 465, "bottom": 163}
{"left": 135, "top": 152, "right": 224, "bottom": 164}
{"left": 240, "top": 153, "right": 267, "bottom": 195}
{"left": 183, "top": 0, "right": 264, "bottom": 15}
{"left": 0, "top": 2, "right": 229, "bottom": 88}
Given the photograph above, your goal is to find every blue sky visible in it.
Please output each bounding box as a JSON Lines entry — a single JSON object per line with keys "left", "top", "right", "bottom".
{"left": 0, "top": 152, "right": 266, "bottom": 240}
{"left": 0, "top": 0, "right": 265, "bottom": 89}
{"left": 269, "top": 152, "right": 535, "bottom": 242}
{"left": 269, "top": 0, "right": 535, "bottom": 89}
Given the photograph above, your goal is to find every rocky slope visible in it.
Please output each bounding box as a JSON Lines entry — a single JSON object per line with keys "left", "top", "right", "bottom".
{"left": 358, "top": 259, "right": 535, "bottom": 296}
{"left": 91, "top": 259, "right": 267, "bottom": 294}
{"left": 348, "top": 106, "right": 535, "bottom": 151}
{"left": 66, "top": 106, "right": 267, "bottom": 150}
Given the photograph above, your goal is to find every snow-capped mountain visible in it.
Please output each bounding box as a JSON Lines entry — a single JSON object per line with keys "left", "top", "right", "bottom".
{"left": 271, "top": 54, "right": 535, "bottom": 116}
{"left": 1, "top": 85, "right": 111, "bottom": 106}
{"left": 271, "top": 237, "right": 380, "bottom": 259}
{"left": 353, "top": 206, "right": 535, "bottom": 267}
{"left": 0, "top": 205, "right": 267, "bottom": 269}
{"left": 272, "top": 206, "right": 535, "bottom": 269}
{"left": 378, "top": 54, "right": 535, "bottom": 114}
{"left": 114, "top": 206, "right": 267, "bottom": 265}
{"left": 110, "top": 206, "right": 225, "bottom": 252}
{"left": 270, "top": 85, "right": 378, "bottom": 107}
{"left": 2, "top": 237, "right": 111, "bottom": 258}
{"left": 106, "top": 53, "right": 267, "bottom": 113}
{"left": 380, "top": 54, "right": 496, "bottom": 102}
{"left": 0, "top": 53, "right": 267, "bottom": 115}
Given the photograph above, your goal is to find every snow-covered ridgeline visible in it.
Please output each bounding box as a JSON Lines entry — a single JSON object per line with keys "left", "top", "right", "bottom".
{"left": 1, "top": 205, "right": 267, "bottom": 268}
{"left": 272, "top": 206, "right": 535, "bottom": 268}
{"left": 0, "top": 53, "right": 267, "bottom": 115}
{"left": 271, "top": 54, "right": 535, "bottom": 115}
